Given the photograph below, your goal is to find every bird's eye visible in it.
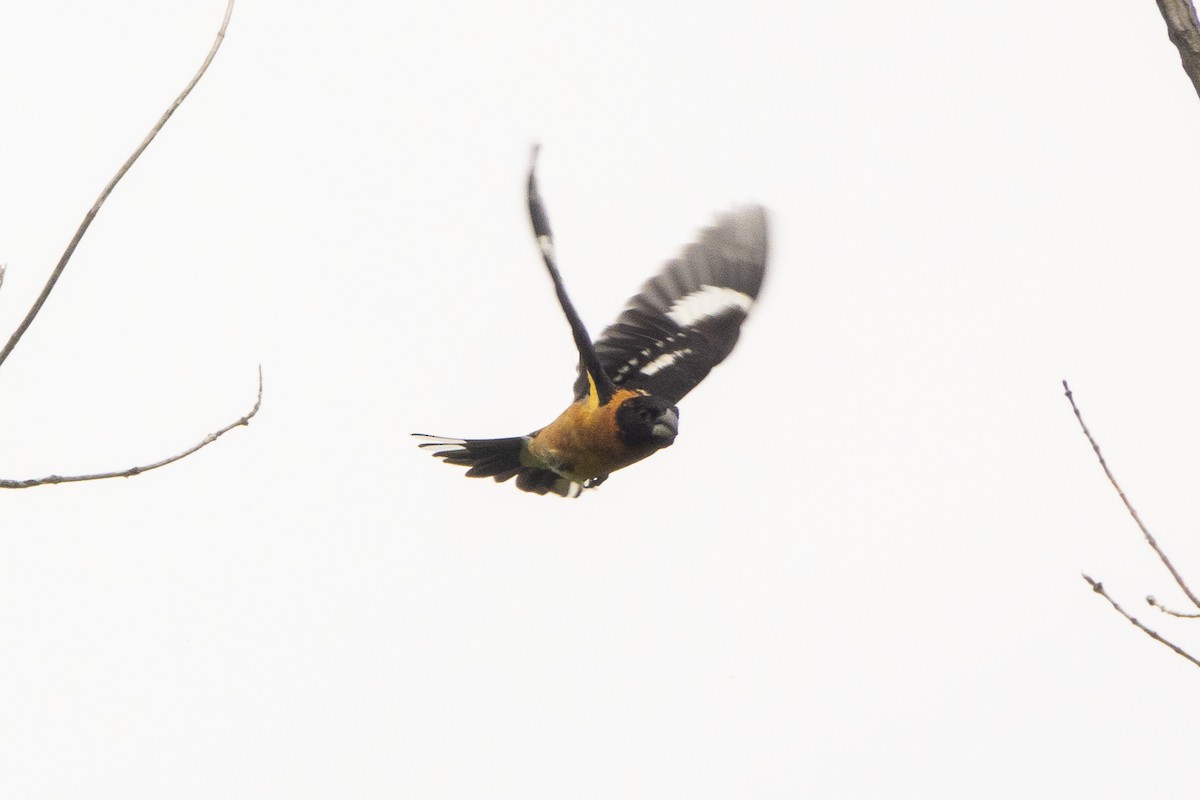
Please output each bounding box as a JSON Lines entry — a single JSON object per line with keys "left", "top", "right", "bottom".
{"left": 638, "top": 408, "right": 654, "bottom": 422}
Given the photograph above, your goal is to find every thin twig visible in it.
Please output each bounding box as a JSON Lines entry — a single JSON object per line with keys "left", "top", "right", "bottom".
{"left": 0, "top": 366, "right": 261, "bottom": 489}
{"left": 0, "top": 264, "right": 6, "bottom": 295}
{"left": 1083, "top": 574, "right": 1200, "bottom": 667}
{"left": 0, "top": 0, "right": 235, "bottom": 370}
{"left": 1155, "top": 0, "right": 1200, "bottom": 101}
{"left": 1062, "top": 380, "right": 1200, "bottom": 609}
{"left": 1147, "top": 595, "right": 1200, "bottom": 618}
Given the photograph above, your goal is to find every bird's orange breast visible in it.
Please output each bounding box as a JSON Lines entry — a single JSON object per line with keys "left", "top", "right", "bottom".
{"left": 525, "top": 388, "right": 658, "bottom": 483}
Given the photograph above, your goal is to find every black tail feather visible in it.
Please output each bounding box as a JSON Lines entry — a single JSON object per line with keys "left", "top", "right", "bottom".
{"left": 413, "top": 434, "right": 583, "bottom": 498}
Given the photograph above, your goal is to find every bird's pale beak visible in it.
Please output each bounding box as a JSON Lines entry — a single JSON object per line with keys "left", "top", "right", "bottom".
{"left": 651, "top": 408, "right": 679, "bottom": 440}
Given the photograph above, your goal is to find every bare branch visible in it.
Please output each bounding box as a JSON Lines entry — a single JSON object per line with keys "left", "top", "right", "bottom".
{"left": 1062, "top": 380, "right": 1200, "bottom": 609}
{"left": 1083, "top": 574, "right": 1200, "bottom": 667}
{"left": 0, "top": 0, "right": 235, "bottom": 370}
{"left": 1155, "top": 0, "right": 1200, "bottom": 100}
{"left": 0, "top": 366, "right": 261, "bottom": 489}
{"left": 0, "top": 264, "right": 6, "bottom": 295}
{"left": 0, "top": 3, "right": 254, "bottom": 489}
{"left": 1147, "top": 595, "right": 1200, "bottom": 618}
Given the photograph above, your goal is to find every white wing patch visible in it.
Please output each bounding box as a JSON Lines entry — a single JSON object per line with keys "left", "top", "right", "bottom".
{"left": 639, "top": 347, "right": 694, "bottom": 376}
{"left": 665, "top": 285, "right": 754, "bottom": 328}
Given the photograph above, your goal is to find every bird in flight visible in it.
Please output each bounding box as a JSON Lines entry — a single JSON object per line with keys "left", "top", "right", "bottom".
{"left": 415, "top": 148, "right": 769, "bottom": 497}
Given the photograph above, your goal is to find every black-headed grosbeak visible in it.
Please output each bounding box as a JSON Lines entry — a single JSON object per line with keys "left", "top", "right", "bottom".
{"left": 415, "top": 149, "right": 768, "bottom": 497}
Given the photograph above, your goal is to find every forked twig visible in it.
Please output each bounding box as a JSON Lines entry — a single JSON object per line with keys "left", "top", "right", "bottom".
{"left": 0, "top": 367, "right": 261, "bottom": 489}
{"left": 1062, "top": 380, "right": 1200, "bottom": 609}
{"left": 0, "top": 1, "right": 257, "bottom": 489}
{"left": 0, "top": 0, "right": 234, "bottom": 370}
{"left": 1083, "top": 575, "right": 1200, "bottom": 668}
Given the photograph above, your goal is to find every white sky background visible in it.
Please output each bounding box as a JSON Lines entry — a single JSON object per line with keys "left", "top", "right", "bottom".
{"left": 2, "top": 0, "right": 1199, "bottom": 796}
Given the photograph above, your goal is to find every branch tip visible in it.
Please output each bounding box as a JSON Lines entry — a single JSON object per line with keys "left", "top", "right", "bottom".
{"left": 0, "top": 364, "right": 261, "bottom": 490}
{"left": 1083, "top": 571, "right": 1200, "bottom": 668}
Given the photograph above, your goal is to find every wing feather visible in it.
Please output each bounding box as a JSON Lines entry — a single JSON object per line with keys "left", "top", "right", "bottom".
{"left": 573, "top": 206, "right": 769, "bottom": 404}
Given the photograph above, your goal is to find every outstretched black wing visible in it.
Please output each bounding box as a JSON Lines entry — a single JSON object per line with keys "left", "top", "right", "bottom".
{"left": 573, "top": 206, "right": 769, "bottom": 405}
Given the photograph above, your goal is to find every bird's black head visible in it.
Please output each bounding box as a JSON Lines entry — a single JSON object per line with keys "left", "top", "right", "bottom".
{"left": 615, "top": 395, "right": 679, "bottom": 448}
